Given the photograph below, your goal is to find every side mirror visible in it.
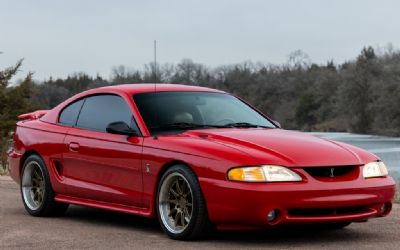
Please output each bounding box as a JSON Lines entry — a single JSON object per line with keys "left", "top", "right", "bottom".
{"left": 106, "top": 121, "right": 138, "bottom": 136}
{"left": 272, "top": 120, "right": 281, "bottom": 128}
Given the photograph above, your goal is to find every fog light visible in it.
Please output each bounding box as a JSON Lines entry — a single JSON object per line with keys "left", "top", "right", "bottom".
{"left": 267, "top": 210, "right": 277, "bottom": 222}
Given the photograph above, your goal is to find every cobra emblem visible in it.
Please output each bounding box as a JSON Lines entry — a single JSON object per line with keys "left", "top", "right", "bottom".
{"left": 330, "top": 168, "right": 335, "bottom": 177}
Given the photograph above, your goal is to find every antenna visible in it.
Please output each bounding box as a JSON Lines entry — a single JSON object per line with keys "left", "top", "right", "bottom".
{"left": 154, "top": 40, "right": 157, "bottom": 83}
{"left": 153, "top": 40, "right": 158, "bottom": 139}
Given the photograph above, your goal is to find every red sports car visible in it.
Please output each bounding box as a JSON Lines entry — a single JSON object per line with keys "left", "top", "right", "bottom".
{"left": 8, "top": 84, "right": 396, "bottom": 240}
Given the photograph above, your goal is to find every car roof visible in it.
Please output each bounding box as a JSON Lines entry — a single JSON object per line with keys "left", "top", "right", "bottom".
{"left": 39, "top": 83, "right": 225, "bottom": 125}
{"left": 94, "top": 83, "right": 225, "bottom": 95}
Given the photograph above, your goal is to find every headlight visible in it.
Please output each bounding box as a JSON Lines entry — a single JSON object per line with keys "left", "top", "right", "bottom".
{"left": 227, "top": 165, "right": 302, "bottom": 182}
{"left": 362, "top": 161, "right": 388, "bottom": 178}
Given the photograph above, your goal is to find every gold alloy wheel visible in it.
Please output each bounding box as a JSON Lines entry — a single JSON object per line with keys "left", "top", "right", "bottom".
{"left": 22, "top": 161, "right": 45, "bottom": 210}
{"left": 158, "top": 173, "right": 194, "bottom": 234}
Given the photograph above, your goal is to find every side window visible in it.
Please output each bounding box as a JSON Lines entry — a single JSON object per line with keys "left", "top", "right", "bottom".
{"left": 76, "top": 95, "right": 139, "bottom": 133}
{"left": 59, "top": 99, "right": 84, "bottom": 126}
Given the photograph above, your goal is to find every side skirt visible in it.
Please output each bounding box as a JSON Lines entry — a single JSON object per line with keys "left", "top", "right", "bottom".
{"left": 55, "top": 194, "right": 154, "bottom": 218}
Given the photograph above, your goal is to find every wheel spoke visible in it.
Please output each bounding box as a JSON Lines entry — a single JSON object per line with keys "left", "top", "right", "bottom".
{"left": 37, "top": 193, "right": 42, "bottom": 204}
{"left": 174, "top": 212, "right": 180, "bottom": 227}
{"left": 181, "top": 181, "right": 187, "bottom": 194}
{"left": 175, "top": 181, "right": 183, "bottom": 195}
{"left": 33, "top": 169, "right": 40, "bottom": 180}
{"left": 170, "top": 187, "right": 179, "bottom": 198}
{"left": 165, "top": 198, "right": 178, "bottom": 205}
{"left": 184, "top": 215, "right": 190, "bottom": 223}
{"left": 180, "top": 211, "right": 185, "bottom": 226}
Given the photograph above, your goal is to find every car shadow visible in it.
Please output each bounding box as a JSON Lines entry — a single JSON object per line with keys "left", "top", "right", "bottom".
{"left": 59, "top": 205, "right": 378, "bottom": 246}
{"left": 210, "top": 226, "right": 369, "bottom": 247}
{"left": 63, "top": 205, "right": 161, "bottom": 234}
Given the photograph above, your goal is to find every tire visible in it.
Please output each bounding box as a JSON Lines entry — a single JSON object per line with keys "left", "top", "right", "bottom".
{"left": 20, "top": 154, "right": 69, "bottom": 216}
{"left": 156, "top": 165, "right": 211, "bottom": 240}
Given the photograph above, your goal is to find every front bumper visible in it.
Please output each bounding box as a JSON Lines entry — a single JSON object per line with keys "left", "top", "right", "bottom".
{"left": 199, "top": 175, "right": 396, "bottom": 230}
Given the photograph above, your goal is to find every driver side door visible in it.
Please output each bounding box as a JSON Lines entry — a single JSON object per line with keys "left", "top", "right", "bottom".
{"left": 61, "top": 94, "right": 144, "bottom": 207}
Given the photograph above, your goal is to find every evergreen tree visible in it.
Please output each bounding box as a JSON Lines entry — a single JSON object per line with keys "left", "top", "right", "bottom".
{"left": 0, "top": 60, "right": 33, "bottom": 173}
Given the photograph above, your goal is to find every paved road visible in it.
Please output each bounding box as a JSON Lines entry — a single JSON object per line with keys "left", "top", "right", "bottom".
{"left": 0, "top": 176, "right": 399, "bottom": 250}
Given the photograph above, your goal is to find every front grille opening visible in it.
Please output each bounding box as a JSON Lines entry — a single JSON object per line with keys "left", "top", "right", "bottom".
{"left": 288, "top": 205, "right": 371, "bottom": 217}
{"left": 289, "top": 208, "right": 334, "bottom": 217}
{"left": 302, "top": 165, "right": 357, "bottom": 178}
{"left": 336, "top": 206, "right": 371, "bottom": 215}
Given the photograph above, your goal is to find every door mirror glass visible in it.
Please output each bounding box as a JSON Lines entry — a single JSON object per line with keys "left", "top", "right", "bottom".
{"left": 106, "top": 121, "right": 138, "bottom": 136}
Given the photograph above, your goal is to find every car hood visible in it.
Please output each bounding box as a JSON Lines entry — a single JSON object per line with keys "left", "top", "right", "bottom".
{"left": 186, "top": 129, "right": 377, "bottom": 167}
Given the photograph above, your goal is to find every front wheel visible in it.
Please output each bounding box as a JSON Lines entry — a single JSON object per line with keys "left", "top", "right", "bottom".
{"left": 21, "top": 154, "right": 69, "bottom": 216}
{"left": 156, "top": 165, "right": 211, "bottom": 240}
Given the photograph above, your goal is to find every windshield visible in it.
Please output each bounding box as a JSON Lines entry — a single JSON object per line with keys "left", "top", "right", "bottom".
{"left": 133, "top": 91, "right": 276, "bottom": 134}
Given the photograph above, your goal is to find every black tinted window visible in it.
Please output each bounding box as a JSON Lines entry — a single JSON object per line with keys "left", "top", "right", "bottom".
{"left": 76, "top": 95, "right": 137, "bottom": 132}
{"left": 59, "top": 99, "right": 84, "bottom": 126}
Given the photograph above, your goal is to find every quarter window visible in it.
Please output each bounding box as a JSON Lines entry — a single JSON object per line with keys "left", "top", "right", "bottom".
{"left": 76, "top": 95, "right": 138, "bottom": 133}
{"left": 59, "top": 99, "right": 84, "bottom": 126}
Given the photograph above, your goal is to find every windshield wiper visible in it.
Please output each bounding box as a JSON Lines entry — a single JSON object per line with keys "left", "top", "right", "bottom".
{"left": 150, "top": 122, "right": 273, "bottom": 132}
{"left": 150, "top": 122, "right": 224, "bottom": 131}
{"left": 222, "top": 122, "right": 273, "bottom": 128}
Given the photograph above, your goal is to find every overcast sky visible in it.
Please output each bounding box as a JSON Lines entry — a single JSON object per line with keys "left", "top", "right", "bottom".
{"left": 1, "top": 0, "right": 400, "bottom": 81}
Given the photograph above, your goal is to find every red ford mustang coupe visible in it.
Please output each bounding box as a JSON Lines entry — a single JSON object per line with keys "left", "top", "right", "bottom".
{"left": 8, "top": 84, "right": 396, "bottom": 240}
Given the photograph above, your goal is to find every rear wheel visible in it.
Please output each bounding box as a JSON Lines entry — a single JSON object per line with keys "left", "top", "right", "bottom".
{"left": 21, "top": 154, "right": 69, "bottom": 216}
{"left": 156, "top": 165, "right": 211, "bottom": 240}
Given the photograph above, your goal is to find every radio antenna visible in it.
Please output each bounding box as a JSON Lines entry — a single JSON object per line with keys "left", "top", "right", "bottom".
{"left": 153, "top": 40, "right": 158, "bottom": 139}
{"left": 154, "top": 40, "right": 157, "bottom": 83}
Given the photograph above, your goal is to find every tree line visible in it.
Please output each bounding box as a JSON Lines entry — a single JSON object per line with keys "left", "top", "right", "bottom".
{"left": 1, "top": 46, "right": 400, "bottom": 171}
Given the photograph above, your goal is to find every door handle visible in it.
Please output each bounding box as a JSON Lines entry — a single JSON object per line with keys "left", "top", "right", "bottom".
{"left": 69, "top": 142, "right": 80, "bottom": 152}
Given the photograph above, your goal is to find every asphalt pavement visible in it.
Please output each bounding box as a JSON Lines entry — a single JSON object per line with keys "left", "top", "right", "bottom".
{"left": 0, "top": 175, "right": 399, "bottom": 250}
